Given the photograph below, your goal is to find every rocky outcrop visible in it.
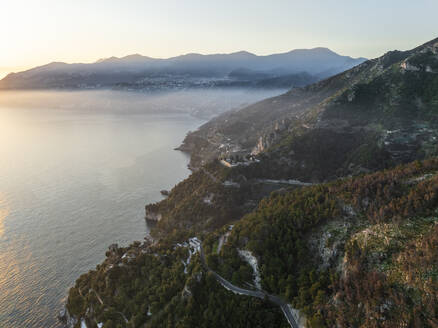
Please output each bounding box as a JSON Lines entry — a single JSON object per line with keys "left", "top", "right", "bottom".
{"left": 400, "top": 60, "right": 421, "bottom": 71}
{"left": 145, "top": 205, "right": 162, "bottom": 225}
{"left": 58, "top": 306, "right": 77, "bottom": 328}
{"left": 160, "top": 190, "right": 169, "bottom": 196}
{"left": 251, "top": 118, "right": 293, "bottom": 155}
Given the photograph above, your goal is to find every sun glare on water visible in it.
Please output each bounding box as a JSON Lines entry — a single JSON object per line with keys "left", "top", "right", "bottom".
{"left": 0, "top": 197, "right": 8, "bottom": 238}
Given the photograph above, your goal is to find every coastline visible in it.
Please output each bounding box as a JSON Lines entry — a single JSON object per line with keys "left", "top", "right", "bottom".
{"left": 58, "top": 117, "right": 204, "bottom": 328}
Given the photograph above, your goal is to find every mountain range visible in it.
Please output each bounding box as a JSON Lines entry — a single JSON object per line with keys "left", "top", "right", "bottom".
{"left": 63, "top": 37, "right": 438, "bottom": 328}
{"left": 0, "top": 48, "right": 366, "bottom": 90}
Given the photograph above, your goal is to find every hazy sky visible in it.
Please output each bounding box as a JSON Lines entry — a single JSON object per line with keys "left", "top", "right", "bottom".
{"left": 1, "top": 0, "right": 438, "bottom": 76}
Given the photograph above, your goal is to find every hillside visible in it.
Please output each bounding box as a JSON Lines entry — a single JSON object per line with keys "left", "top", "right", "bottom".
{"left": 64, "top": 158, "right": 438, "bottom": 328}
{"left": 205, "top": 158, "right": 438, "bottom": 327}
{"left": 0, "top": 48, "right": 365, "bottom": 90}
{"left": 181, "top": 37, "right": 438, "bottom": 175}
{"left": 63, "top": 37, "right": 438, "bottom": 328}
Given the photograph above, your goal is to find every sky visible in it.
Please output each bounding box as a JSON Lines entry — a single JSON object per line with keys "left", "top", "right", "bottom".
{"left": 0, "top": 0, "right": 438, "bottom": 77}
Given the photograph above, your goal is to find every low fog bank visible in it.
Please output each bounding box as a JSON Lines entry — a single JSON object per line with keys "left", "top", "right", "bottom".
{"left": 0, "top": 88, "right": 287, "bottom": 120}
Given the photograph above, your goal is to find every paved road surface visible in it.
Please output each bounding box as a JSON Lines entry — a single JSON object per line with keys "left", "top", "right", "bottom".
{"left": 199, "top": 245, "right": 299, "bottom": 328}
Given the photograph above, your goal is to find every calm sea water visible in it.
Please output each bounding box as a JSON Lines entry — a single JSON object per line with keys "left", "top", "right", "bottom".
{"left": 0, "top": 89, "right": 284, "bottom": 327}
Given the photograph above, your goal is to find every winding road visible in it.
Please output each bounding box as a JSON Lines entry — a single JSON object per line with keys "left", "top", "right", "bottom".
{"left": 199, "top": 245, "right": 300, "bottom": 328}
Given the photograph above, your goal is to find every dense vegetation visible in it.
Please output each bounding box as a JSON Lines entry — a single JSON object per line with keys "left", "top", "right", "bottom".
{"left": 67, "top": 158, "right": 438, "bottom": 327}
{"left": 66, "top": 239, "right": 288, "bottom": 328}
{"left": 220, "top": 158, "right": 438, "bottom": 327}
{"left": 236, "top": 129, "right": 392, "bottom": 181}
{"left": 146, "top": 160, "right": 296, "bottom": 241}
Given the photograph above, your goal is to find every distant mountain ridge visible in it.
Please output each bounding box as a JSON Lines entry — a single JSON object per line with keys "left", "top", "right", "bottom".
{"left": 0, "top": 48, "right": 366, "bottom": 90}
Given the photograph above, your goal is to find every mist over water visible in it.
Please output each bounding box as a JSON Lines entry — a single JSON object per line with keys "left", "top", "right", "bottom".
{"left": 0, "top": 88, "right": 285, "bottom": 119}
{"left": 0, "top": 88, "right": 285, "bottom": 328}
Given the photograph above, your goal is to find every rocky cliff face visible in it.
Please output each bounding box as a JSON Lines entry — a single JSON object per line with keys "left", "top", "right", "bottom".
{"left": 144, "top": 205, "right": 162, "bottom": 225}
{"left": 58, "top": 307, "right": 78, "bottom": 328}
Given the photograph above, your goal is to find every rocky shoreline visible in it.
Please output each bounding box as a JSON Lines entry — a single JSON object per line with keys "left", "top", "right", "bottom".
{"left": 58, "top": 307, "right": 78, "bottom": 328}
{"left": 58, "top": 138, "right": 193, "bottom": 327}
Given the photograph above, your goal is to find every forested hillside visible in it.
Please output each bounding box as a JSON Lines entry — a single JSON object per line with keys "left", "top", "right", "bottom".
{"left": 213, "top": 158, "right": 438, "bottom": 327}
{"left": 64, "top": 37, "right": 438, "bottom": 328}
{"left": 66, "top": 158, "right": 438, "bottom": 328}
